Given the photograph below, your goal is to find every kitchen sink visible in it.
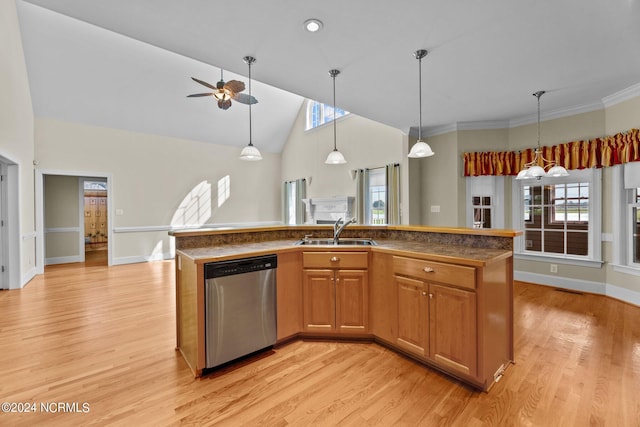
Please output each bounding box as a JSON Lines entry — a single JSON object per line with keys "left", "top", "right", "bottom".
{"left": 295, "top": 238, "right": 377, "bottom": 246}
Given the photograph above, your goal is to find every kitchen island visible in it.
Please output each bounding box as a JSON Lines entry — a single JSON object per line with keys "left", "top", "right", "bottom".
{"left": 170, "top": 225, "right": 520, "bottom": 391}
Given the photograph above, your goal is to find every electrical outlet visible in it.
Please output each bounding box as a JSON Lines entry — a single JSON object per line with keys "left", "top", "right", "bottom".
{"left": 550, "top": 264, "right": 558, "bottom": 273}
{"left": 430, "top": 205, "right": 440, "bottom": 213}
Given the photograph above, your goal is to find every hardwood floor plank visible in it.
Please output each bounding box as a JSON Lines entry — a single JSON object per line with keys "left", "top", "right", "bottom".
{"left": 1, "top": 262, "right": 639, "bottom": 426}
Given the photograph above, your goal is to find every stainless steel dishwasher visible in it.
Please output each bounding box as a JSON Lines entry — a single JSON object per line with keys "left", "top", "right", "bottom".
{"left": 204, "top": 254, "right": 277, "bottom": 369}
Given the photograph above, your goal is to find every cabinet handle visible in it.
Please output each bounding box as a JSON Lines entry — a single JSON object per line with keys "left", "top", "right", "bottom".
{"left": 423, "top": 267, "right": 435, "bottom": 273}
{"left": 421, "top": 291, "right": 427, "bottom": 296}
{"left": 429, "top": 293, "right": 433, "bottom": 299}
{"left": 330, "top": 256, "right": 340, "bottom": 262}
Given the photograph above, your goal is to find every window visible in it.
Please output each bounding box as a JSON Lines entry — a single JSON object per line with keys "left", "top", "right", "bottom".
{"left": 472, "top": 196, "right": 493, "bottom": 228}
{"left": 355, "top": 164, "right": 400, "bottom": 225}
{"left": 465, "top": 176, "right": 504, "bottom": 228}
{"left": 630, "top": 187, "right": 640, "bottom": 266}
{"left": 512, "top": 168, "right": 601, "bottom": 264}
{"left": 305, "top": 100, "right": 349, "bottom": 130}
{"left": 522, "top": 182, "right": 588, "bottom": 255}
{"left": 614, "top": 162, "right": 640, "bottom": 272}
{"left": 368, "top": 168, "right": 386, "bottom": 224}
{"left": 283, "top": 179, "right": 307, "bottom": 225}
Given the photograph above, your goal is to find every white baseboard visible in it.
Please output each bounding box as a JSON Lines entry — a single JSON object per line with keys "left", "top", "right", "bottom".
{"left": 46, "top": 255, "right": 83, "bottom": 265}
{"left": 515, "top": 270, "right": 640, "bottom": 307}
{"left": 112, "top": 252, "right": 173, "bottom": 265}
{"left": 20, "top": 266, "right": 37, "bottom": 289}
{"left": 606, "top": 283, "right": 640, "bottom": 306}
{"left": 515, "top": 271, "right": 606, "bottom": 295}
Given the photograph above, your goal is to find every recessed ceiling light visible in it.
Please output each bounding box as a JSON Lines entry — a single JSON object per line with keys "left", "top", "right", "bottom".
{"left": 304, "top": 19, "right": 323, "bottom": 33}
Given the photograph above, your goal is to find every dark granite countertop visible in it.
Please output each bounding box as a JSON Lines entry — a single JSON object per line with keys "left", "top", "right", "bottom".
{"left": 177, "top": 238, "right": 511, "bottom": 267}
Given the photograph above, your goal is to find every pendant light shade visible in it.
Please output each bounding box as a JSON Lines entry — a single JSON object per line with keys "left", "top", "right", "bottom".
{"left": 239, "top": 144, "right": 262, "bottom": 161}
{"left": 325, "top": 69, "right": 346, "bottom": 165}
{"left": 408, "top": 49, "right": 434, "bottom": 159}
{"left": 516, "top": 91, "right": 569, "bottom": 180}
{"left": 239, "top": 56, "right": 262, "bottom": 161}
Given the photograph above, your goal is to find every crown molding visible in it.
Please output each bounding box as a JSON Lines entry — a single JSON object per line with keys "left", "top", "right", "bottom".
{"left": 602, "top": 82, "right": 640, "bottom": 108}
{"left": 509, "top": 100, "right": 604, "bottom": 128}
{"left": 405, "top": 82, "right": 640, "bottom": 138}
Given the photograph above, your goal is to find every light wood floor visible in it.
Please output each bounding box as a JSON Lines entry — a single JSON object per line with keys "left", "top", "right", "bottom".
{"left": 1, "top": 261, "right": 639, "bottom": 426}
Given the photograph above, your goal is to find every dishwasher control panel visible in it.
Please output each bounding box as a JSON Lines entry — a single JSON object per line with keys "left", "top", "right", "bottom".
{"left": 205, "top": 254, "right": 278, "bottom": 279}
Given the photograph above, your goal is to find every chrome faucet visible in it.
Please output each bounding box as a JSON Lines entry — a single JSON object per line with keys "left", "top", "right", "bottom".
{"left": 333, "top": 217, "right": 357, "bottom": 244}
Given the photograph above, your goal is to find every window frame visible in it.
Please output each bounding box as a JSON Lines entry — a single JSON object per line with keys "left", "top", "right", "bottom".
{"left": 465, "top": 176, "right": 504, "bottom": 229}
{"left": 512, "top": 168, "right": 602, "bottom": 267}
{"left": 305, "top": 100, "right": 349, "bottom": 131}
{"left": 612, "top": 164, "right": 640, "bottom": 276}
{"left": 367, "top": 167, "right": 386, "bottom": 225}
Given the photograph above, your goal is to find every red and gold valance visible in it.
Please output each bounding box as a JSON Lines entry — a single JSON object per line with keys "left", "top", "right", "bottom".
{"left": 463, "top": 128, "right": 640, "bottom": 177}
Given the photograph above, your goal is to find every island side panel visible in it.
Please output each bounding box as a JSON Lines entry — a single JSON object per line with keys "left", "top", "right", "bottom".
{"left": 176, "top": 253, "right": 204, "bottom": 376}
{"left": 477, "top": 255, "right": 514, "bottom": 388}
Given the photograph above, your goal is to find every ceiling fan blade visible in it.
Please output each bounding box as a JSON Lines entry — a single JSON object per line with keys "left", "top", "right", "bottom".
{"left": 224, "top": 80, "right": 245, "bottom": 94}
{"left": 233, "top": 93, "right": 258, "bottom": 105}
{"left": 191, "top": 77, "right": 217, "bottom": 91}
{"left": 218, "top": 99, "right": 232, "bottom": 110}
{"left": 187, "top": 93, "right": 214, "bottom": 97}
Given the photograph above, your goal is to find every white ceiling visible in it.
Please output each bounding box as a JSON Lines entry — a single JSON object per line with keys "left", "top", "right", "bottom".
{"left": 16, "top": 0, "right": 640, "bottom": 154}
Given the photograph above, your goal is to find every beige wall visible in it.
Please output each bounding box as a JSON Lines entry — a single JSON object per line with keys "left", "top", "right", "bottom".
{"left": 413, "top": 98, "right": 639, "bottom": 303}
{"left": 44, "top": 175, "right": 81, "bottom": 261}
{"left": 415, "top": 132, "right": 458, "bottom": 226}
{"left": 35, "top": 118, "right": 282, "bottom": 264}
{"left": 0, "top": 0, "right": 36, "bottom": 288}
{"left": 280, "top": 102, "right": 405, "bottom": 213}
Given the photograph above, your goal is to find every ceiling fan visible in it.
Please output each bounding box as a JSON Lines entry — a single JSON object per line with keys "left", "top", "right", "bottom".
{"left": 187, "top": 70, "right": 258, "bottom": 110}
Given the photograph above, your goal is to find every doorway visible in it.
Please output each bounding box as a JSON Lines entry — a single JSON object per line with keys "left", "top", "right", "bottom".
{"left": 82, "top": 178, "right": 108, "bottom": 266}
{"left": 0, "top": 156, "right": 20, "bottom": 290}
{"left": 36, "top": 170, "right": 113, "bottom": 273}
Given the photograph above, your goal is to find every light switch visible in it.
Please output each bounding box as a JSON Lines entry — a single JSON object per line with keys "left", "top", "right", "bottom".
{"left": 115, "top": 209, "right": 124, "bottom": 216}
{"left": 430, "top": 205, "right": 440, "bottom": 213}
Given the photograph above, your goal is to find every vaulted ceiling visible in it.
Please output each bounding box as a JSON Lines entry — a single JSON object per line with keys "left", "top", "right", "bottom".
{"left": 16, "top": 0, "right": 640, "bottom": 154}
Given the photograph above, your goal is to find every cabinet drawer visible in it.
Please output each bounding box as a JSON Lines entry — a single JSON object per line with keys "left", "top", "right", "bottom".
{"left": 303, "top": 252, "right": 368, "bottom": 269}
{"left": 393, "top": 256, "right": 476, "bottom": 290}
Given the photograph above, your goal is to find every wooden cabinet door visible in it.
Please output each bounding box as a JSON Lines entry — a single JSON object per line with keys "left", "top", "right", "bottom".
{"left": 395, "top": 275, "right": 428, "bottom": 357}
{"left": 369, "top": 253, "right": 395, "bottom": 342}
{"left": 335, "top": 269, "right": 368, "bottom": 333}
{"left": 429, "top": 283, "right": 477, "bottom": 377}
{"left": 303, "top": 269, "right": 335, "bottom": 332}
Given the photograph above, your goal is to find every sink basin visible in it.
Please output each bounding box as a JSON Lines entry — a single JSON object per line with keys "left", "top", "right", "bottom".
{"left": 295, "top": 238, "right": 377, "bottom": 246}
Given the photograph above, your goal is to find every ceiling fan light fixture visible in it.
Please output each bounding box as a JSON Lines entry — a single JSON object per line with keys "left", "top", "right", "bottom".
{"left": 213, "top": 88, "right": 232, "bottom": 102}
{"left": 304, "top": 19, "right": 323, "bottom": 32}
{"left": 408, "top": 49, "right": 435, "bottom": 159}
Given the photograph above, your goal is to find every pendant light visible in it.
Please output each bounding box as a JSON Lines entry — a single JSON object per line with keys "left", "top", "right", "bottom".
{"left": 239, "top": 56, "right": 262, "bottom": 161}
{"left": 515, "top": 91, "right": 569, "bottom": 180}
{"left": 408, "top": 49, "right": 435, "bottom": 158}
{"left": 325, "top": 69, "right": 347, "bottom": 165}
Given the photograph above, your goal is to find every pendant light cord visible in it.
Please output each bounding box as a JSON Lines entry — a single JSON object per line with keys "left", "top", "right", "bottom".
{"left": 418, "top": 54, "right": 422, "bottom": 141}
{"left": 248, "top": 60, "right": 253, "bottom": 147}
{"left": 532, "top": 90, "right": 546, "bottom": 151}
{"left": 332, "top": 71, "right": 337, "bottom": 151}
{"left": 414, "top": 50, "right": 427, "bottom": 141}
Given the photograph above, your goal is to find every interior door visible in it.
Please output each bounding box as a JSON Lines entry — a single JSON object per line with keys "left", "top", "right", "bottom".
{"left": 0, "top": 170, "right": 4, "bottom": 289}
